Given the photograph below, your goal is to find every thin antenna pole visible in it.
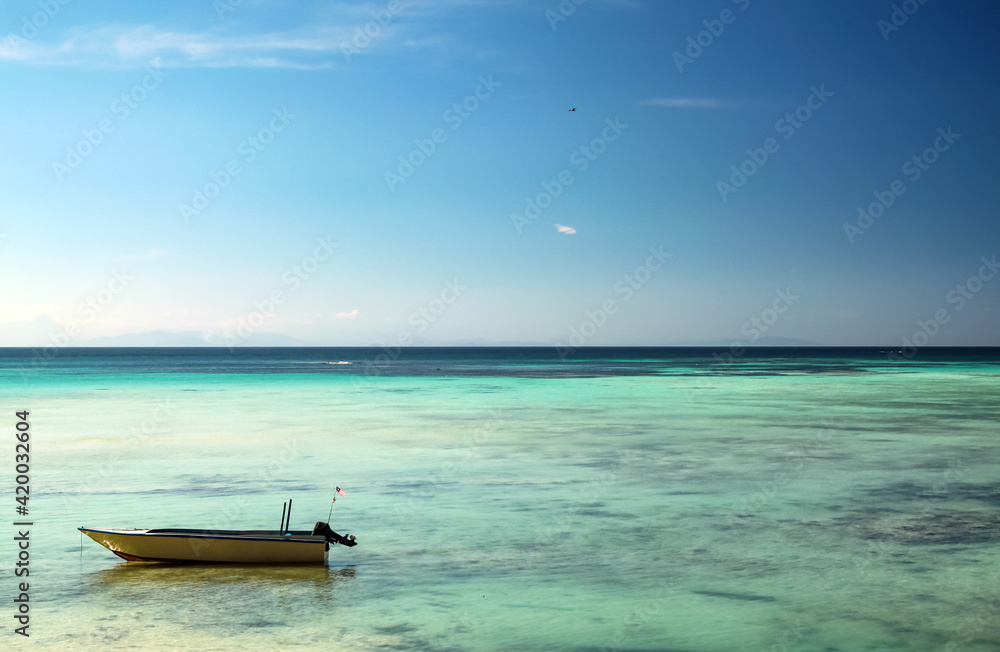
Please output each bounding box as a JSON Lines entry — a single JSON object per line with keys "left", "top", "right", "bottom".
{"left": 280, "top": 502, "right": 287, "bottom": 533}
{"left": 286, "top": 499, "right": 292, "bottom": 534}
{"left": 327, "top": 497, "right": 336, "bottom": 523}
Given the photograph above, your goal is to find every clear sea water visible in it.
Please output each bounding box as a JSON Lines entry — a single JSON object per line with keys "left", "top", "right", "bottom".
{"left": 2, "top": 347, "right": 999, "bottom": 651}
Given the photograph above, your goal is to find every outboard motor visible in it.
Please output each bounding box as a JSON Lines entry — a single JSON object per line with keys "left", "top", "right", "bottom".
{"left": 312, "top": 521, "right": 357, "bottom": 547}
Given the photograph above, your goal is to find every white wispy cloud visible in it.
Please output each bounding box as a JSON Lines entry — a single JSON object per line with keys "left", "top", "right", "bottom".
{"left": 640, "top": 97, "right": 784, "bottom": 111}
{"left": 555, "top": 224, "right": 576, "bottom": 235}
{"left": 3, "top": 0, "right": 629, "bottom": 69}
{"left": 640, "top": 97, "right": 733, "bottom": 109}
{"left": 1, "top": 0, "right": 641, "bottom": 69}
{"left": 334, "top": 308, "right": 359, "bottom": 319}
{"left": 0, "top": 22, "right": 403, "bottom": 69}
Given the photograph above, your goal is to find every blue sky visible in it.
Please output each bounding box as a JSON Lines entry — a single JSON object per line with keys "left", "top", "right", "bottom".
{"left": 1, "top": 0, "right": 998, "bottom": 346}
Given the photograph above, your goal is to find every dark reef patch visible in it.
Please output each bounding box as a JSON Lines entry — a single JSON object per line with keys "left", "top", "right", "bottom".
{"left": 375, "top": 623, "right": 418, "bottom": 635}
{"left": 693, "top": 590, "right": 777, "bottom": 602}
{"left": 839, "top": 511, "right": 1000, "bottom": 545}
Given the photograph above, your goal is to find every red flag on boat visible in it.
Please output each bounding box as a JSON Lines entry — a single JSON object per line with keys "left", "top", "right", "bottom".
{"left": 336, "top": 487, "right": 346, "bottom": 496}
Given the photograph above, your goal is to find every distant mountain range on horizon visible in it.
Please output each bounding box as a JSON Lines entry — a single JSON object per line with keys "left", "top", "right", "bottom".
{"left": 8, "top": 318, "right": 994, "bottom": 348}
{"left": 0, "top": 318, "right": 826, "bottom": 347}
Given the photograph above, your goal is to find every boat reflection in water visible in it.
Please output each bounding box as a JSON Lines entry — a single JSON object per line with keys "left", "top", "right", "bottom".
{"left": 85, "top": 563, "right": 357, "bottom": 612}
{"left": 88, "top": 562, "right": 357, "bottom": 587}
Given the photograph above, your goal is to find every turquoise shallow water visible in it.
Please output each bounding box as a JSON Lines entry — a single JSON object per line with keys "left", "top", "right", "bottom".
{"left": 1, "top": 348, "right": 999, "bottom": 650}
